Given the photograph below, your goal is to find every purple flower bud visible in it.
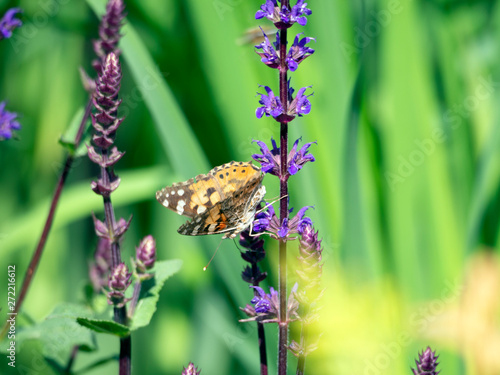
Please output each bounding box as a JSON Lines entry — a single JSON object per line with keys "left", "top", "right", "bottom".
{"left": 107, "top": 263, "right": 132, "bottom": 307}
{"left": 182, "top": 362, "right": 201, "bottom": 375}
{"left": 136, "top": 235, "right": 156, "bottom": 272}
{"left": 108, "top": 263, "right": 131, "bottom": 291}
{"left": 412, "top": 347, "right": 440, "bottom": 375}
{"left": 0, "top": 8, "right": 22, "bottom": 40}
{"left": 286, "top": 33, "right": 315, "bottom": 72}
{"left": 0, "top": 101, "right": 21, "bottom": 140}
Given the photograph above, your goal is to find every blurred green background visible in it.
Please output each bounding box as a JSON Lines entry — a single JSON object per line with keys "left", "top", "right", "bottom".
{"left": 1, "top": 0, "right": 500, "bottom": 374}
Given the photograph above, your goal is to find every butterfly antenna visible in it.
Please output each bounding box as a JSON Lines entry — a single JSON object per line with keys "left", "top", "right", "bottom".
{"left": 255, "top": 194, "right": 288, "bottom": 215}
{"left": 203, "top": 238, "right": 224, "bottom": 271}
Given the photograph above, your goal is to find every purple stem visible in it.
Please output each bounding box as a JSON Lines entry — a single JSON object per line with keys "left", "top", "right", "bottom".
{"left": 0, "top": 98, "right": 93, "bottom": 339}
{"left": 278, "top": 2, "right": 290, "bottom": 373}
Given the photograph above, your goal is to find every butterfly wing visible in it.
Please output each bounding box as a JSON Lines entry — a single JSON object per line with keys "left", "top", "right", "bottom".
{"left": 177, "top": 169, "right": 265, "bottom": 238}
{"left": 156, "top": 161, "right": 262, "bottom": 219}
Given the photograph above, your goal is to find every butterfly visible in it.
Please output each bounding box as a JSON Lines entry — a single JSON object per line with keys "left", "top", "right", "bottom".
{"left": 155, "top": 161, "right": 266, "bottom": 239}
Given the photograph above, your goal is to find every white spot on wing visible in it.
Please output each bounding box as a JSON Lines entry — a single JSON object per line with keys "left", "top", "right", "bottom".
{"left": 178, "top": 189, "right": 184, "bottom": 196}
{"left": 197, "top": 205, "right": 207, "bottom": 214}
{"left": 176, "top": 200, "right": 186, "bottom": 215}
{"left": 171, "top": 190, "right": 176, "bottom": 195}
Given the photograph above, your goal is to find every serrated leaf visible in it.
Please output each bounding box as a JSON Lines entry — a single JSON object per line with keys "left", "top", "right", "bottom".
{"left": 130, "top": 259, "right": 183, "bottom": 331}
{"left": 76, "top": 318, "right": 130, "bottom": 338}
{"left": 1, "top": 303, "right": 97, "bottom": 368}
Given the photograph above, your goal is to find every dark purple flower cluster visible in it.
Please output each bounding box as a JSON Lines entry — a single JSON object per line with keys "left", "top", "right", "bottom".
{"left": 0, "top": 101, "right": 21, "bottom": 140}
{"left": 252, "top": 138, "right": 315, "bottom": 178}
{"left": 256, "top": 30, "right": 315, "bottom": 72}
{"left": 253, "top": 203, "right": 313, "bottom": 240}
{"left": 240, "top": 229, "right": 268, "bottom": 285}
{"left": 92, "top": 0, "right": 125, "bottom": 74}
{"left": 256, "top": 0, "right": 311, "bottom": 28}
{"left": 412, "top": 347, "right": 440, "bottom": 375}
{"left": 88, "top": 53, "right": 125, "bottom": 196}
{"left": 107, "top": 262, "right": 132, "bottom": 307}
{"left": 0, "top": 8, "right": 22, "bottom": 40}
{"left": 241, "top": 283, "right": 299, "bottom": 323}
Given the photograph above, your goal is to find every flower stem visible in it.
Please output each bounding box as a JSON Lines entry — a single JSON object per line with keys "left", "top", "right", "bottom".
{"left": 278, "top": 5, "right": 289, "bottom": 372}
{"left": 0, "top": 98, "right": 93, "bottom": 339}
{"left": 102, "top": 188, "right": 131, "bottom": 375}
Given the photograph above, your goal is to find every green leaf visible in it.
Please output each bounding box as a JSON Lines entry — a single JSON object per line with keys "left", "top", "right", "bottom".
{"left": 76, "top": 318, "right": 130, "bottom": 338}
{"left": 1, "top": 303, "right": 97, "bottom": 368}
{"left": 130, "top": 259, "right": 183, "bottom": 331}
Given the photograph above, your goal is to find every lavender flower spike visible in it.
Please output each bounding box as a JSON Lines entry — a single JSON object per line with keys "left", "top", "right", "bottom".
{"left": 0, "top": 8, "right": 22, "bottom": 40}
{"left": 412, "top": 347, "right": 440, "bottom": 375}
{"left": 0, "top": 101, "right": 20, "bottom": 140}
{"left": 182, "top": 362, "right": 201, "bottom": 375}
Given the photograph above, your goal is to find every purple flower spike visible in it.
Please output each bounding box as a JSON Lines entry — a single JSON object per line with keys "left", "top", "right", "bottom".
{"left": 286, "top": 33, "right": 315, "bottom": 72}
{"left": 0, "top": 8, "right": 22, "bottom": 40}
{"left": 93, "top": 0, "right": 126, "bottom": 74}
{"left": 288, "top": 138, "right": 316, "bottom": 175}
{"left": 256, "top": 0, "right": 311, "bottom": 28}
{"left": 0, "top": 102, "right": 20, "bottom": 140}
{"left": 256, "top": 85, "right": 284, "bottom": 119}
{"left": 412, "top": 347, "right": 440, "bottom": 375}
{"left": 182, "top": 363, "right": 201, "bottom": 375}
{"left": 255, "top": 28, "right": 280, "bottom": 69}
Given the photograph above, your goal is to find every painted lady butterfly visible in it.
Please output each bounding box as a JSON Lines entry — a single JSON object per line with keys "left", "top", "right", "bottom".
{"left": 155, "top": 161, "right": 266, "bottom": 239}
